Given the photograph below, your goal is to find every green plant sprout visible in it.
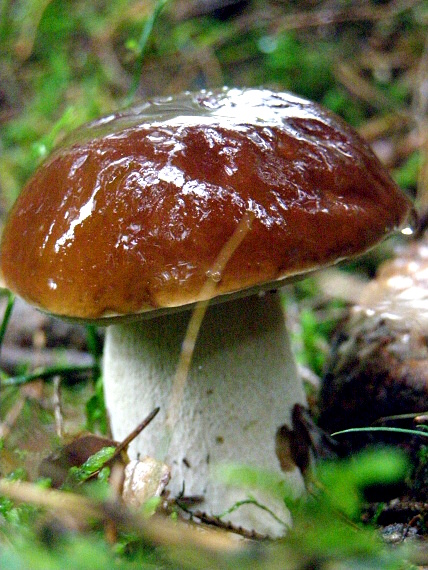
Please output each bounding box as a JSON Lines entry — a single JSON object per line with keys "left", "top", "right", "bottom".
{"left": 0, "top": 290, "right": 15, "bottom": 352}
{"left": 125, "top": 0, "right": 171, "bottom": 104}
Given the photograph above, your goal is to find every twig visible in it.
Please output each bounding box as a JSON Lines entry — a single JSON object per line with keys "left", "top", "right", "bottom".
{"left": 53, "top": 375, "right": 63, "bottom": 439}
{"left": 273, "top": 0, "right": 422, "bottom": 33}
{"left": 0, "top": 478, "right": 244, "bottom": 552}
{"left": 372, "top": 411, "right": 428, "bottom": 424}
{"left": 13, "top": 0, "right": 52, "bottom": 61}
{"left": 113, "top": 407, "right": 160, "bottom": 457}
{"left": 190, "top": 509, "right": 268, "bottom": 541}
{"left": 0, "top": 397, "right": 25, "bottom": 439}
{"left": 0, "top": 346, "right": 94, "bottom": 376}
{"left": 413, "top": 33, "right": 428, "bottom": 214}
{"left": 164, "top": 211, "right": 255, "bottom": 447}
{"left": 335, "top": 62, "right": 407, "bottom": 118}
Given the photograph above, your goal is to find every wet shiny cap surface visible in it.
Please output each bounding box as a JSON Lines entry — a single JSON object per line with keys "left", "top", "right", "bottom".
{"left": 1, "top": 88, "right": 413, "bottom": 320}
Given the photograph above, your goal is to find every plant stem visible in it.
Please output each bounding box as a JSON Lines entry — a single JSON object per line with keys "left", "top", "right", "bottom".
{"left": 2, "top": 364, "right": 98, "bottom": 387}
{"left": 125, "top": 0, "right": 170, "bottom": 104}
{"left": 0, "top": 290, "right": 14, "bottom": 353}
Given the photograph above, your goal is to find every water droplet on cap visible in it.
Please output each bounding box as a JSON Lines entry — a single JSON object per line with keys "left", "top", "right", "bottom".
{"left": 206, "top": 269, "right": 221, "bottom": 282}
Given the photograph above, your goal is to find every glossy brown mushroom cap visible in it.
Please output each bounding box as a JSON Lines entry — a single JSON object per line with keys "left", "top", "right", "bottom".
{"left": 1, "top": 88, "right": 413, "bottom": 321}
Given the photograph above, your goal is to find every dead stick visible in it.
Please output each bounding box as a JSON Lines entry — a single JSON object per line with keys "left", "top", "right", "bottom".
{"left": 164, "top": 211, "right": 255, "bottom": 447}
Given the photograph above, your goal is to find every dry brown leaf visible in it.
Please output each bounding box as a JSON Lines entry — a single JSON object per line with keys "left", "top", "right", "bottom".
{"left": 38, "top": 434, "right": 120, "bottom": 487}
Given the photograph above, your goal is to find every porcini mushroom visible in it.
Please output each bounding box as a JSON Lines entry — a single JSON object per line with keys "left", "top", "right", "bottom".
{"left": 319, "top": 235, "right": 428, "bottom": 441}
{"left": 0, "top": 88, "right": 412, "bottom": 535}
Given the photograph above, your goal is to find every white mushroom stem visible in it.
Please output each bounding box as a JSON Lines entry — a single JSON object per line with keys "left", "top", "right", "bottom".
{"left": 103, "top": 290, "right": 307, "bottom": 536}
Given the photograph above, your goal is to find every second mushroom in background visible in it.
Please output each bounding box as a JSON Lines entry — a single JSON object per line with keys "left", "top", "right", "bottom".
{"left": 319, "top": 234, "right": 428, "bottom": 445}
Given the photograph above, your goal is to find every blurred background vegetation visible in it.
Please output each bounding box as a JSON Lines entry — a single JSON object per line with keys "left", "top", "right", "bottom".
{"left": 0, "top": 0, "right": 428, "bottom": 568}
{"left": 1, "top": 0, "right": 427, "bottom": 210}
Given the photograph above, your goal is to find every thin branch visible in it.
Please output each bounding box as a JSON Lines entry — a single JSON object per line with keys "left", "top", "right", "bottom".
{"left": 273, "top": 0, "right": 422, "bottom": 34}
{"left": 163, "top": 212, "right": 255, "bottom": 447}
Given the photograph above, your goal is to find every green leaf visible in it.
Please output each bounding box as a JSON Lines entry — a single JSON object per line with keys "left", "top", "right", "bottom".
{"left": 67, "top": 446, "right": 116, "bottom": 485}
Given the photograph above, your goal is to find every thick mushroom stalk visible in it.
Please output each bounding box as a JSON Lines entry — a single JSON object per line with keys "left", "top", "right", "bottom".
{"left": 103, "top": 291, "right": 306, "bottom": 536}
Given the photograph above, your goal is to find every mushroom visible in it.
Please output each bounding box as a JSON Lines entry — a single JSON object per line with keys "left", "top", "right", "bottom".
{"left": 319, "top": 234, "right": 428, "bottom": 441}
{"left": 0, "top": 88, "right": 412, "bottom": 536}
